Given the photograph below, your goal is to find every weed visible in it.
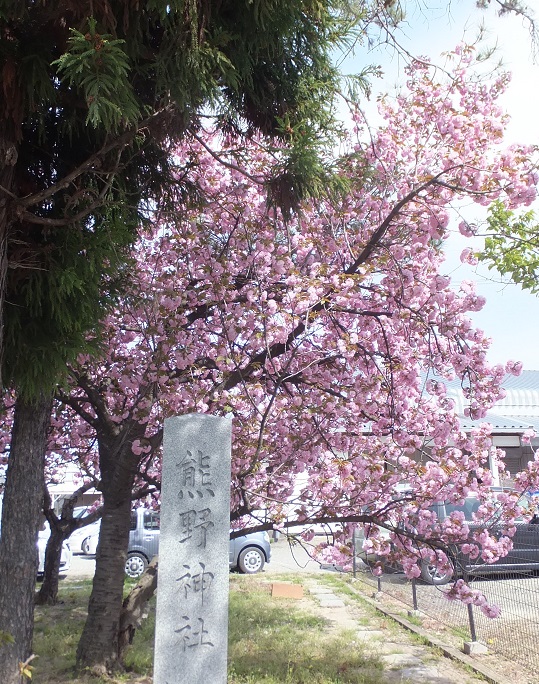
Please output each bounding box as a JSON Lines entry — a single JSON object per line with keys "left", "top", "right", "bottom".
{"left": 402, "top": 611, "right": 423, "bottom": 627}
{"left": 229, "top": 577, "right": 385, "bottom": 683}
{"left": 450, "top": 624, "right": 471, "bottom": 641}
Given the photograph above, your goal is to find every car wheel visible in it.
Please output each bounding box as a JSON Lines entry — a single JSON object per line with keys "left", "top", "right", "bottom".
{"left": 420, "top": 559, "right": 454, "bottom": 585}
{"left": 238, "top": 546, "right": 265, "bottom": 574}
{"left": 82, "top": 537, "right": 93, "bottom": 555}
{"left": 125, "top": 552, "right": 148, "bottom": 578}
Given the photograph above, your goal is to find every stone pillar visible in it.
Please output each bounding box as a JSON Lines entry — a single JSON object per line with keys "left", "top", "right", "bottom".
{"left": 154, "top": 414, "right": 232, "bottom": 684}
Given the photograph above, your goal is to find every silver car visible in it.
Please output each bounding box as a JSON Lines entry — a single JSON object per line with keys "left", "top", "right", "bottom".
{"left": 123, "top": 508, "right": 271, "bottom": 578}
{"left": 420, "top": 495, "right": 539, "bottom": 585}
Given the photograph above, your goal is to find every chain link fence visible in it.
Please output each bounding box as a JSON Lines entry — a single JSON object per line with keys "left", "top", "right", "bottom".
{"left": 350, "top": 558, "right": 539, "bottom": 678}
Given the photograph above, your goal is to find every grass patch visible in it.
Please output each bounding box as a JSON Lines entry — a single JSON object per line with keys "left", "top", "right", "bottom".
{"left": 229, "top": 577, "right": 384, "bottom": 683}
{"left": 32, "top": 578, "right": 156, "bottom": 683}
{"left": 31, "top": 575, "right": 386, "bottom": 684}
{"left": 401, "top": 611, "right": 423, "bottom": 627}
{"left": 33, "top": 581, "right": 93, "bottom": 681}
{"left": 450, "top": 624, "right": 471, "bottom": 641}
{"left": 406, "top": 631, "right": 432, "bottom": 647}
{"left": 318, "top": 575, "right": 374, "bottom": 606}
{"left": 317, "top": 574, "right": 357, "bottom": 596}
{"left": 262, "top": 572, "right": 304, "bottom": 585}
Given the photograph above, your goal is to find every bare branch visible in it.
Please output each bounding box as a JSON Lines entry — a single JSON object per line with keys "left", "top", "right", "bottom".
{"left": 190, "top": 131, "right": 266, "bottom": 185}
{"left": 17, "top": 106, "right": 176, "bottom": 211}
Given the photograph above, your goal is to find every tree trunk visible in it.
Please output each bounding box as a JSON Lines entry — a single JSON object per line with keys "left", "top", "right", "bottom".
{"left": 0, "top": 133, "right": 17, "bottom": 388}
{"left": 37, "top": 485, "right": 103, "bottom": 605}
{"left": 0, "top": 393, "right": 52, "bottom": 684}
{"left": 118, "top": 557, "right": 158, "bottom": 662}
{"left": 35, "top": 527, "right": 65, "bottom": 606}
{"left": 75, "top": 494, "right": 133, "bottom": 674}
{"left": 0, "top": 223, "right": 7, "bottom": 389}
{"left": 74, "top": 421, "right": 146, "bottom": 673}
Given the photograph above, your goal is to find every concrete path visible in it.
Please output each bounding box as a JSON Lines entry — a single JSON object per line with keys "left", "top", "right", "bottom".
{"left": 299, "top": 578, "right": 499, "bottom": 684}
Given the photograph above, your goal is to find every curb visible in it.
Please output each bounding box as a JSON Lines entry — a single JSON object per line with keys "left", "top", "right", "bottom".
{"left": 355, "top": 589, "right": 506, "bottom": 684}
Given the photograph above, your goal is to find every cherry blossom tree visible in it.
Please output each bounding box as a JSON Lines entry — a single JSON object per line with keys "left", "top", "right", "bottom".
{"left": 12, "top": 44, "right": 539, "bottom": 671}
{"left": 1, "top": 2, "right": 378, "bottom": 678}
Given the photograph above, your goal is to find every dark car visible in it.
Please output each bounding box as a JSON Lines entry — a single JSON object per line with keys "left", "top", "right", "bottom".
{"left": 123, "top": 508, "right": 271, "bottom": 578}
{"left": 356, "top": 493, "right": 539, "bottom": 585}
{"left": 419, "top": 494, "right": 539, "bottom": 585}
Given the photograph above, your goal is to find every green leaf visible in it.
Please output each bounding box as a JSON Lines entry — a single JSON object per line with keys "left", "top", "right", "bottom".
{"left": 478, "top": 200, "right": 539, "bottom": 294}
{"left": 52, "top": 17, "right": 140, "bottom": 132}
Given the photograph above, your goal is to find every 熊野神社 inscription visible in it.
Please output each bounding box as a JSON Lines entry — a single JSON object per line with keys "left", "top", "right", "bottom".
{"left": 154, "top": 414, "right": 231, "bottom": 683}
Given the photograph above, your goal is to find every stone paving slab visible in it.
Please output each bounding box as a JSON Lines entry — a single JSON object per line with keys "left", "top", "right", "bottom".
{"left": 399, "top": 664, "right": 469, "bottom": 683}
{"left": 355, "top": 629, "right": 386, "bottom": 641}
{"left": 380, "top": 652, "right": 424, "bottom": 666}
{"left": 317, "top": 597, "right": 345, "bottom": 607}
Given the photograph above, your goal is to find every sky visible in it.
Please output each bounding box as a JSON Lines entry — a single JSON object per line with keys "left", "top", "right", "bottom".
{"left": 343, "top": 1, "right": 539, "bottom": 370}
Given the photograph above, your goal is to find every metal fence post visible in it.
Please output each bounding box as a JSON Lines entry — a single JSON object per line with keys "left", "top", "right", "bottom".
{"left": 352, "top": 529, "right": 357, "bottom": 579}
{"left": 467, "top": 603, "right": 478, "bottom": 642}
{"left": 463, "top": 571, "right": 477, "bottom": 642}
{"left": 412, "top": 577, "right": 418, "bottom": 611}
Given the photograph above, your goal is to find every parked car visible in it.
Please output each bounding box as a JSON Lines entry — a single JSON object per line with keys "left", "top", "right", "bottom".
{"left": 124, "top": 508, "right": 160, "bottom": 577}
{"left": 84, "top": 508, "right": 272, "bottom": 578}
{"left": 37, "top": 522, "right": 72, "bottom": 577}
{"left": 0, "top": 498, "right": 71, "bottom": 577}
{"left": 81, "top": 529, "right": 99, "bottom": 556}
{"left": 68, "top": 506, "right": 101, "bottom": 555}
{"left": 229, "top": 531, "right": 271, "bottom": 575}
{"left": 358, "top": 493, "right": 539, "bottom": 585}
{"left": 419, "top": 494, "right": 539, "bottom": 585}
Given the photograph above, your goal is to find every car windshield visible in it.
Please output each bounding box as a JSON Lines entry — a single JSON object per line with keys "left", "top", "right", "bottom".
{"left": 444, "top": 498, "right": 481, "bottom": 521}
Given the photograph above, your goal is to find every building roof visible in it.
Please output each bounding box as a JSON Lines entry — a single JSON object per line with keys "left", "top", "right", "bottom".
{"left": 499, "top": 370, "right": 539, "bottom": 391}
{"left": 445, "top": 371, "right": 539, "bottom": 445}
{"left": 459, "top": 413, "right": 539, "bottom": 432}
